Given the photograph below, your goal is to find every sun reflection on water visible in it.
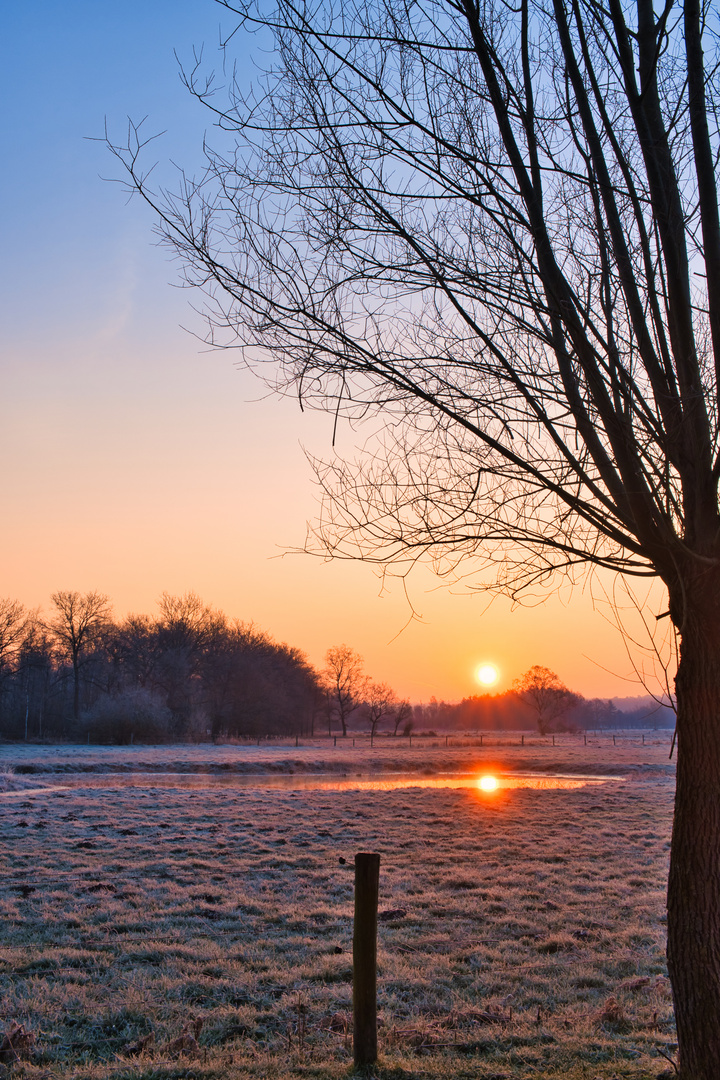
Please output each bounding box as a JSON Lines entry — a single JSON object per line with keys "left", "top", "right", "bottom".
{"left": 1, "top": 772, "right": 619, "bottom": 796}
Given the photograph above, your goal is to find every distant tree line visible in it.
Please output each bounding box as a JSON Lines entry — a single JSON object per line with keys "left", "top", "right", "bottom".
{"left": 0, "top": 592, "right": 322, "bottom": 743}
{"left": 411, "top": 666, "right": 674, "bottom": 733}
{"left": 411, "top": 694, "right": 674, "bottom": 733}
{"left": 317, "top": 651, "right": 673, "bottom": 736}
{"left": 0, "top": 593, "right": 672, "bottom": 742}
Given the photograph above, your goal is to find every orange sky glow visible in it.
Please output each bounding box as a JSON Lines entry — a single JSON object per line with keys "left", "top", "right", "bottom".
{"left": 1, "top": 3, "right": 674, "bottom": 705}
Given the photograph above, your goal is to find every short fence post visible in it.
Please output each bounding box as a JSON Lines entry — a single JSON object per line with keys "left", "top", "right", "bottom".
{"left": 445, "top": 735, "right": 448, "bottom": 747}
{"left": 354, "top": 852, "right": 380, "bottom": 1067}
{"left": 521, "top": 734, "right": 524, "bottom": 747}
{"left": 642, "top": 734, "right": 645, "bottom": 745}
{"left": 334, "top": 736, "right": 337, "bottom": 747}
{"left": 552, "top": 735, "right": 555, "bottom": 746}
{"left": 584, "top": 734, "right": 587, "bottom": 746}
{"left": 409, "top": 735, "right": 412, "bottom": 747}
{"left": 480, "top": 734, "right": 483, "bottom": 746}
{"left": 613, "top": 734, "right": 616, "bottom": 746}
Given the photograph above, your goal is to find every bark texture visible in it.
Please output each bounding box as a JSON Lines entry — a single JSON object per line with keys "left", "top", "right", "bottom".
{"left": 668, "top": 577, "right": 720, "bottom": 1077}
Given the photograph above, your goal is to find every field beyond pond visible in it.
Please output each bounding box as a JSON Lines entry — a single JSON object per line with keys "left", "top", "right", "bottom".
{"left": 0, "top": 739, "right": 676, "bottom": 1079}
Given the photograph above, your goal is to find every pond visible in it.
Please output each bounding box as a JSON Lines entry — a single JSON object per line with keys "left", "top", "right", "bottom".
{"left": 0, "top": 770, "right": 622, "bottom": 796}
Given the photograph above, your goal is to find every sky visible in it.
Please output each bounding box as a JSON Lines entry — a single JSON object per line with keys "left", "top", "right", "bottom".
{"left": 1, "top": 2, "right": 673, "bottom": 703}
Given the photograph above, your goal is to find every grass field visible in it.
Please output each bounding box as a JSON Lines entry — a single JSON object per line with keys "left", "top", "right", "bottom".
{"left": 0, "top": 739, "right": 676, "bottom": 1079}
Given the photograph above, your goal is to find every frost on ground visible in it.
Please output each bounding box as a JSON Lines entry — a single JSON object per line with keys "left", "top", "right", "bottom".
{"left": 0, "top": 767, "right": 49, "bottom": 794}
{"left": 0, "top": 732, "right": 675, "bottom": 777}
{"left": 0, "top": 741, "right": 675, "bottom": 1079}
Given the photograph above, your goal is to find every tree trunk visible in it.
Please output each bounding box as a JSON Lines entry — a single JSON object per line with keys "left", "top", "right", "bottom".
{"left": 667, "top": 590, "right": 720, "bottom": 1078}
{"left": 72, "top": 656, "right": 80, "bottom": 721}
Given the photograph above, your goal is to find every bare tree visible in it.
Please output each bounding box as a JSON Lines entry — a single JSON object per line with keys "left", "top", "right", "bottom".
{"left": 153, "top": 592, "right": 227, "bottom": 735}
{"left": 47, "top": 591, "right": 112, "bottom": 720}
{"left": 363, "top": 681, "right": 397, "bottom": 738}
{"left": 111, "top": 0, "right": 720, "bottom": 1070}
{"left": 0, "top": 599, "right": 30, "bottom": 673}
{"left": 322, "top": 644, "right": 367, "bottom": 736}
{"left": 512, "top": 666, "right": 580, "bottom": 736}
{"left": 391, "top": 698, "right": 412, "bottom": 736}
{"left": 0, "top": 599, "right": 32, "bottom": 735}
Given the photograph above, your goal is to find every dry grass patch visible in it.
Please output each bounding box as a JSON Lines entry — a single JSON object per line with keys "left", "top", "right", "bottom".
{"left": 0, "top": 741, "right": 676, "bottom": 1077}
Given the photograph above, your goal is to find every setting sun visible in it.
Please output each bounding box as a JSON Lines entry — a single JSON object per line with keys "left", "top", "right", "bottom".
{"left": 476, "top": 663, "right": 499, "bottom": 687}
{"left": 478, "top": 775, "right": 499, "bottom": 792}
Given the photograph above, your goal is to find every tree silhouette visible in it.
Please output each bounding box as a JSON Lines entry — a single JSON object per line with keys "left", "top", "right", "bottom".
{"left": 0, "top": 599, "right": 30, "bottom": 674}
{"left": 47, "top": 591, "right": 111, "bottom": 720}
{"left": 322, "top": 644, "right": 367, "bottom": 736}
{"left": 111, "top": 0, "right": 720, "bottom": 1070}
{"left": 512, "top": 666, "right": 579, "bottom": 736}
{"left": 364, "top": 681, "right": 398, "bottom": 738}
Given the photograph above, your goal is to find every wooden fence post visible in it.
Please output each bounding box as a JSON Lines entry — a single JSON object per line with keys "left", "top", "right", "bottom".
{"left": 354, "top": 852, "right": 380, "bottom": 1067}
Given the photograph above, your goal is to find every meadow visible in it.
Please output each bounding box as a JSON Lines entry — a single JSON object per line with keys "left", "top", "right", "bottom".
{"left": 0, "top": 738, "right": 676, "bottom": 1079}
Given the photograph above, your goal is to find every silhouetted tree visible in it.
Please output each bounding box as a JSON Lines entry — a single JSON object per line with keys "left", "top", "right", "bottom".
{"left": 152, "top": 592, "right": 227, "bottom": 735}
{"left": 14, "top": 621, "right": 54, "bottom": 740}
{"left": 204, "top": 621, "right": 321, "bottom": 738}
{"left": 46, "top": 591, "right": 112, "bottom": 720}
{"left": 0, "top": 599, "right": 31, "bottom": 734}
{"left": 391, "top": 699, "right": 412, "bottom": 736}
{"left": 110, "top": 614, "right": 158, "bottom": 692}
{"left": 363, "top": 681, "right": 397, "bottom": 737}
{"left": 0, "top": 599, "right": 30, "bottom": 671}
{"left": 112, "top": 1, "right": 720, "bottom": 1068}
{"left": 322, "top": 644, "right": 367, "bottom": 736}
{"left": 512, "top": 666, "right": 581, "bottom": 736}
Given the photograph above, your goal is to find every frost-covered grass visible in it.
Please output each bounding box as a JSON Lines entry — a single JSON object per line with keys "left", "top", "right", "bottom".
{"left": 0, "top": 742, "right": 675, "bottom": 1078}
{"left": 0, "top": 732, "right": 675, "bottom": 783}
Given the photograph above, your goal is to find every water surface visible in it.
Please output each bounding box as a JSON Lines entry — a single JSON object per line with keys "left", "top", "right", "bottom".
{"left": 1, "top": 770, "right": 621, "bottom": 795}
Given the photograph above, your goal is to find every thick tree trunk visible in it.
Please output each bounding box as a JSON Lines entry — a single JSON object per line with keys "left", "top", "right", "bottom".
{"left": 667, "top": 589, "right": 720, "bottom": 1078}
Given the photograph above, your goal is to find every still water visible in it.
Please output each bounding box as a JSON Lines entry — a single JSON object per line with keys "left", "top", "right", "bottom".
{"left": 2, "top": 771, "right": 620, "bottom": 795}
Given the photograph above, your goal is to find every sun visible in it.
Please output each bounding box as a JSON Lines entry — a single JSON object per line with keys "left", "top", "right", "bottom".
{"left": 476, "top": 663, "right": 499, "bottom": 687}
{"left": 478, "top": 775, "right": 499, "bottom": 792}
